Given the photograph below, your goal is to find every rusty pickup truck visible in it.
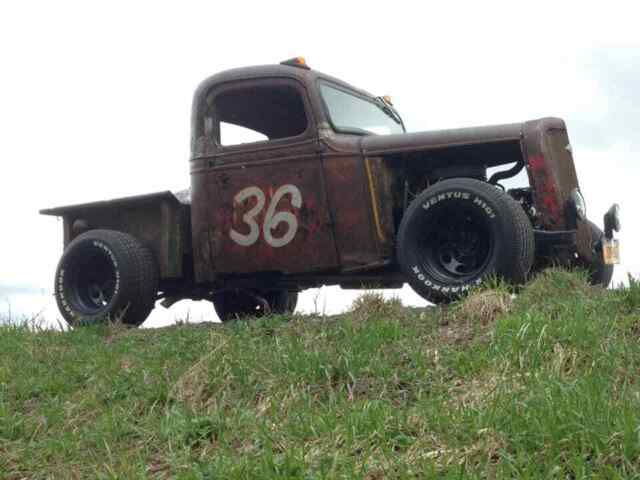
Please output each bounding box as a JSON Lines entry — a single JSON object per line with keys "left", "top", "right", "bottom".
{"left": 41, "top": 57, "right": 621, "bottom": 326}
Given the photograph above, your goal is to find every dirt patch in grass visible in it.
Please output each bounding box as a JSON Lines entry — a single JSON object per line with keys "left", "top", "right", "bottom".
{"left": 349, "top": 292, "right": 405, "bottom": 320}
{"left": 453, "top": 289, "right": 513, "bottom": 326}
{"left": 438, "top": 289, "right": 512, "bottom": 346}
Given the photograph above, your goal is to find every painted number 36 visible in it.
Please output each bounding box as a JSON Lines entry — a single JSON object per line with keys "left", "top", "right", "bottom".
{"left": 230, "top": 184, "right": 302, "bottom": 248}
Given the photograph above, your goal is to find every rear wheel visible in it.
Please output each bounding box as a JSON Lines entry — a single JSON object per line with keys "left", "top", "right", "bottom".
{"left": 396, "top": 178, "right": 534, "bottom": 304}
{"left": 54, "top": 230, "right": 158, "bottom": 327}
{"left": 212, "top": 290, "right": 298, "bottom": 322}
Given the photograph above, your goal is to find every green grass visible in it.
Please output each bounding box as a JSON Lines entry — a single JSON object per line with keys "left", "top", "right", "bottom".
{"left": 2, "top": 270, "right": 640, "bottom": 478}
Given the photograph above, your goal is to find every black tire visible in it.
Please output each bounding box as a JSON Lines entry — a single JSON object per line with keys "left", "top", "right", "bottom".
{"left": 396, "top": 178, "right": 534, "bottom": 304}
{"left": 581, "top": 220, "right": 614, "bottom": 288}
{"left": 213, "top": 290, "right": 298, "bottom": 322}
{"left": 54, "top": 229, "right": 158, "bottom": 327}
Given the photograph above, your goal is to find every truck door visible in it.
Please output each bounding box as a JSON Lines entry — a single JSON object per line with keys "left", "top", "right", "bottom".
{"left": 193, "top": 78, "right": 339, "bottom": 277}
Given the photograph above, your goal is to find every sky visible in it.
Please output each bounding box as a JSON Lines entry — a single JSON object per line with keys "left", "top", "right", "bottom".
{"left": 0, "top": 1, "right": 638, "bottom": 327}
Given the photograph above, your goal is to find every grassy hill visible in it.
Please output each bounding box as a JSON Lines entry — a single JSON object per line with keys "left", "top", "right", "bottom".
{"left": 2, "top": 270, "right": 640, "bottom": 479}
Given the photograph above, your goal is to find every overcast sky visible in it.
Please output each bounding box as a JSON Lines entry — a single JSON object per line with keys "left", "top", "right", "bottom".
{"left": 1, "top": 1, "right": 638, "bottom": 326}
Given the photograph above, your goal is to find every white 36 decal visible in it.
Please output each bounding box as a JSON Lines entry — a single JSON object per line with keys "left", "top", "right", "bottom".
{"left": 230, "top": 184, "right": 302, "bottom": 248}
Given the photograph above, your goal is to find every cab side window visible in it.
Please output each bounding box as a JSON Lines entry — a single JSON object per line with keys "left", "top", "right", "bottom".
{"left": 211, "top": 84, "right": 308, "bottom": 147}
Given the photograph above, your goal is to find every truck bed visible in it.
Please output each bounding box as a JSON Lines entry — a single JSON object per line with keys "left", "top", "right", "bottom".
{"left": 41, "top": 190, "right": 191, "bottom": 279}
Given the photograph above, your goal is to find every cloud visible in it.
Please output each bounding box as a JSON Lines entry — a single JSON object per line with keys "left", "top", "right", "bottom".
{"left": 569, "top": 47, "right": 640, "bottom": 151}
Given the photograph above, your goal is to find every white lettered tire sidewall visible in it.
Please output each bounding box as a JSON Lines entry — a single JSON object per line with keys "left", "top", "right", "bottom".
{"left": 397, "top": 178, "right": 534, "bottom": 304}
{"left": 56, "top": 239, "right": 121, "bottom": 322}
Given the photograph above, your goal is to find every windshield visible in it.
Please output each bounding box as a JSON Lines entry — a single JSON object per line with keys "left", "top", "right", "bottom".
{"left": 319, "top": 83, "right": 404, "bottom": 135}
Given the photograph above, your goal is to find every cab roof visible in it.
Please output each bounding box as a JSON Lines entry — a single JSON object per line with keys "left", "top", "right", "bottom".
{"left": 192, "top": 62, "right": 375, "bottom": 110}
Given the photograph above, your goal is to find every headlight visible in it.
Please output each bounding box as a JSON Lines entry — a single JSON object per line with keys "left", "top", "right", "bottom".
{"left": 571, "top": 188, "right": 587, "bottom": 220}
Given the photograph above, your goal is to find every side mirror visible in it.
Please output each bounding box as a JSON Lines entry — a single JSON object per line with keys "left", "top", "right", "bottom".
{"left": 604, "top": 203, "right": 621, "bottom": 239}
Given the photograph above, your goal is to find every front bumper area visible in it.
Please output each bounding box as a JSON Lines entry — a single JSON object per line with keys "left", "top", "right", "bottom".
{"left": 534, "top": 203, "right": 621, "bottom": 266}
{"left": 534, "top": 229, "right": 576, "bottom": 249}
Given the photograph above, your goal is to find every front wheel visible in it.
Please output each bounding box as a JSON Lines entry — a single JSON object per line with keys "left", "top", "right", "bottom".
{"left": 396, "top": 178, "right": 534, "bottom": 304}
{"left": 212, "top": 290, "right": 298, "bottom": 322}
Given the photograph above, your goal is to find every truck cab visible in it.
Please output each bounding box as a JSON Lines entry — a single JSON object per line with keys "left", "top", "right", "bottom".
{"left": 190, "top": 58, "right": 404, "bottom": 282}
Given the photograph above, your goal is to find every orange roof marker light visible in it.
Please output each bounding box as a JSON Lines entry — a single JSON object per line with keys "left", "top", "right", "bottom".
{"left": 280, "top": 57, "right": 310, "bottom": 70}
